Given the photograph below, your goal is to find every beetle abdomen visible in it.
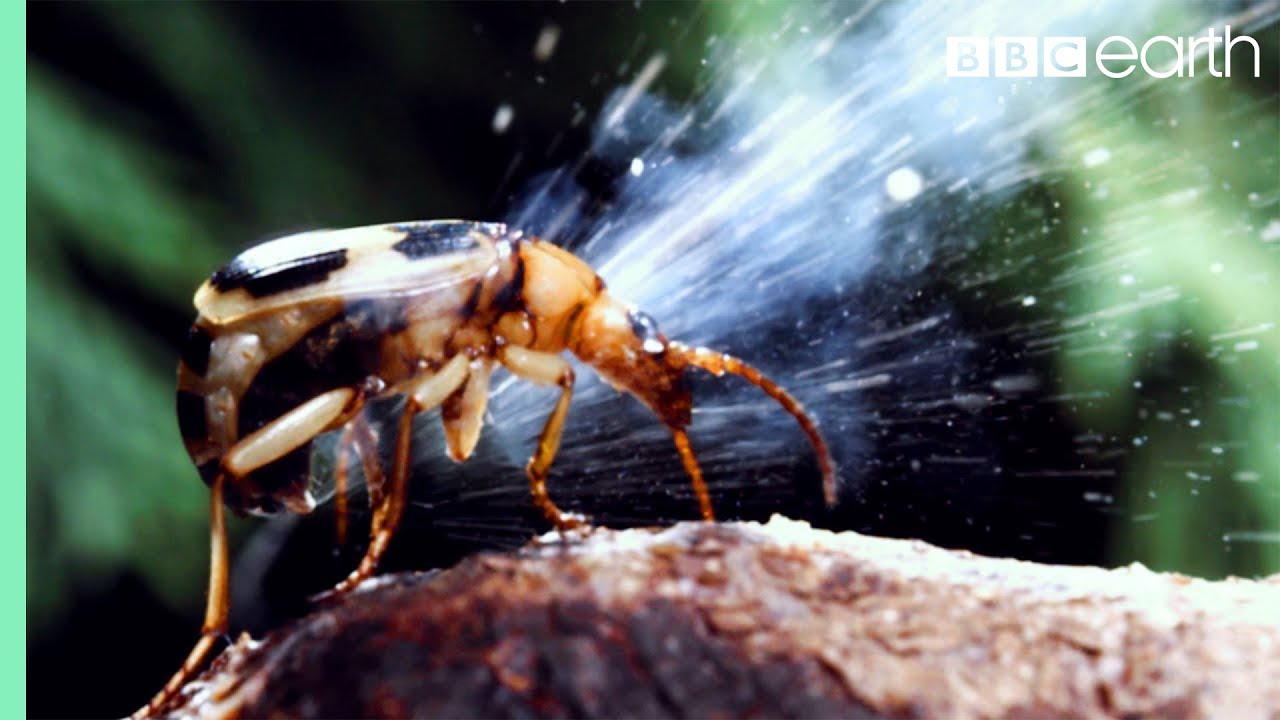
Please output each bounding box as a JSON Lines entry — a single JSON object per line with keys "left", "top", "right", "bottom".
{"left": 238, "top": 303, "right": 393, "bottom": 438}
{"left": 176, "top": 221, "right": 529, "bottom": 516}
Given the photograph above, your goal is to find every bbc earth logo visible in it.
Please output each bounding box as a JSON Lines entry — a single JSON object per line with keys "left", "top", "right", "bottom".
{"left": 946, "top": 27, "right": 1261, "bottom": 78}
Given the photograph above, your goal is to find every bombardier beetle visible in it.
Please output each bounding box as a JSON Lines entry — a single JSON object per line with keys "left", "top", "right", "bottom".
{"left": 139, "top": 220, "right": 836, "bottom": 716}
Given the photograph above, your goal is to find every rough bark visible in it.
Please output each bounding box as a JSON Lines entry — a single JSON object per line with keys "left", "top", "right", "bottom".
{"left": 158, "top": 517, "right": 1280, "bottom": 719}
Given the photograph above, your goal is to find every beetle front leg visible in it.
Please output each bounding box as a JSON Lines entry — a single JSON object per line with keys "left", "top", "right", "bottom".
{"left": 499, "top": 346, "right": 584, "bottom": 530}
{"left": 329, "top": 354, "right": 471, "bottom": 595}
{"left": 670, "top": 429, "right": 715, "bottom": 521}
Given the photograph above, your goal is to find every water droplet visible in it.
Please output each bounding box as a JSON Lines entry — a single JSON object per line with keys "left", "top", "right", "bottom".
{"left": 533, "top": 24, "right": 561, "bottom": 62}
{"left": 1082, "top": 147, "right": 1111, "bottom": 168}
{"left": 629, "top": 157, "right": 646, "bottom": 177}
{"left": 491, "top": 103, "right": 514, "bottom": 134}
{"left": 885, "top": 167, "right": 923, "bottom": 202}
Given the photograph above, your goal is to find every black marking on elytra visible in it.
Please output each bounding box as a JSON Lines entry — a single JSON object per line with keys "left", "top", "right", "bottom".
{"left": 180, "top": 325, "right": 213, "bottom": 377}
{"left": 391, "top": 223, "right": 479, "bottom": 260}
{"left": 210, "top": 249, "right": 348, "bottom": 298}
{"left": 493, "top": 256, "right": 526, "bottom": 312}
{"left": 176, "top": 390, "right": 208, "bottom": 441}
{"left": 344, "top": 298, "right": 408, "bottom": 335}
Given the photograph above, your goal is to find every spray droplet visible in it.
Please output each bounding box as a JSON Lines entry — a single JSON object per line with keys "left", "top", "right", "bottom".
{"left": 533, "top": 24, "right": 561, "bottom": 62}
{"left": 885, "top": 167, "right": 923, "bottom": 202}
{"left": 629, "top": 157, "right": 646, "bottom": 177}
{"left": 1082, "top": 147, "right": 1111, "bottom": 168}
{"left": 1022, "top": 295, "right": 1037, "bottom": 307}
{"left": 491, "top": 104, "right": 514, "bottom": 134}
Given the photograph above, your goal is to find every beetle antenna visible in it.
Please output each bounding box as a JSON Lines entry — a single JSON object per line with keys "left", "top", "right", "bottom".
{"left": 667, "top": 342, "right": 838, "bottom": 506}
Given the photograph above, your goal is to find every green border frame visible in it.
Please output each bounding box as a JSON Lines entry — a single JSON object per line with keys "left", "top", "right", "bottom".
{"left": 11, "top": 1, "right": 27, "bottom": 715}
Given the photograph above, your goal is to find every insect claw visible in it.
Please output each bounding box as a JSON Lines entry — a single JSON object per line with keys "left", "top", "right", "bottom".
{"left": 555, "top": 511, "right": 590, "bottom": 531}
{"left": 308, "top": 584, "right": 356, "bottom": 608}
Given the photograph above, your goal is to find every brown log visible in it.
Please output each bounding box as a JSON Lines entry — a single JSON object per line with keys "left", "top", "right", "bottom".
{"left": 158, "top": 517, "right": 1280, "bottom": 719}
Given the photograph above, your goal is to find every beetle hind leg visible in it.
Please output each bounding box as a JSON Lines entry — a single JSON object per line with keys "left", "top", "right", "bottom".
{"left": 137, "top": 387, "right": 370, "bottom": 716}
{"left": 132, "top": 474, "right": 230, "bottom": 719}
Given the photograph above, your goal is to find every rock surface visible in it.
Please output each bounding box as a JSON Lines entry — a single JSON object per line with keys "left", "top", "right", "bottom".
{"left": 160, "top": 517, "right": 1280, "bottom": 719}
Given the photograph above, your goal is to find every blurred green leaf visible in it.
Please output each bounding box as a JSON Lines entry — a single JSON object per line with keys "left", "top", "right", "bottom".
{"left": 28, "top": 66, "right": 222, "bottom": 303}
{"left": 27, "top": 257, "right": 207, "bottom": 635}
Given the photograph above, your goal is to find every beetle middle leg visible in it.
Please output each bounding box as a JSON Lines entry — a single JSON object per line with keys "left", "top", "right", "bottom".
{"left": 441, "top": 357, "right": 493, "bottom": 462}
{"left": 331, "top": 412, "right": 384, "bottom": 547}
{"left": 498, "top": 346, "right": 584, "bottom": 530}
{"left": 329, "top": 354, "right": 471, "bottom": 595}
{"left": 333, "top": 423, "right": 357, "bottom": 546}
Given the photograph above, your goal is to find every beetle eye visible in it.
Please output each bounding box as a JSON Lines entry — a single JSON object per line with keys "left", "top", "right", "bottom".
{"left": 627, "top": 310, "right": 666, "bottom": 354}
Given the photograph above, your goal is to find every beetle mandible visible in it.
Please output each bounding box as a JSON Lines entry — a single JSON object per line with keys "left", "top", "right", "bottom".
{"left": 139, "top": 220, "right": 836, "bottom": 716}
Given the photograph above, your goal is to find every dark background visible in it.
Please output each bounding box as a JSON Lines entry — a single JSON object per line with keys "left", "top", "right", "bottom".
{"left": 28, "top": 3, "right": 1278, "bottom": 717}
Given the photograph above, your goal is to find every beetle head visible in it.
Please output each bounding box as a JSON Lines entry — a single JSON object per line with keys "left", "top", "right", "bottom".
{"left": 569, "top": 293, "right": 692, "bottom": 428}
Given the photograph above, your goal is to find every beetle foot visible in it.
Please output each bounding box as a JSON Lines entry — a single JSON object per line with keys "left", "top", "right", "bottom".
{"left": 553, "top": 511, "right": 590, "bottom": 532}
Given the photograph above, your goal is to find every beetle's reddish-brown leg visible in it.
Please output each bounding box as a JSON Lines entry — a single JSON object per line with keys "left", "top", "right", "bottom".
{"left": 498, "top": 346, "right": 584, "bottom": 530}
{"left": 133, "top": 473, "right": 230, "bottom": 719}
{"left": 668, "top": 342, "right": 839, "bottom": 506}
{"left": 329, "top": 391, "right": 383, "bottom": 547}
{"left": 332, "top": 422, "right": 360, "bottom": 546}
{"left": 329, "top": 400, "right": 414, "bottom": 595}
{"left": 670, "top": 429, "right": 715, "bottom": 521}
{"left": 140, "top": 387, "right": 370, "bottom": 715}
{"left": 329, "top": 355, "right": 470, "bottom": 594}
{"left": 350, "top": 413, "right": 386, "bottom": 524}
